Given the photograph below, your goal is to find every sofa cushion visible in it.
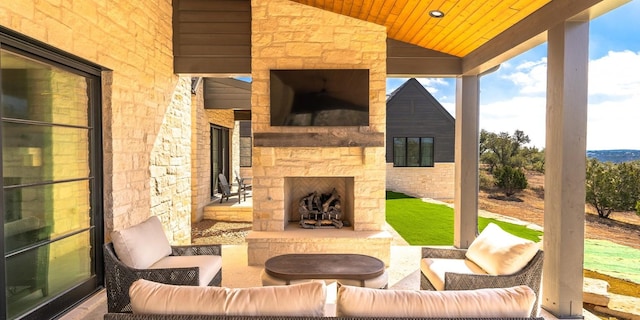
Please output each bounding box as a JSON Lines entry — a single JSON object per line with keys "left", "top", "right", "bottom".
{"left": 420, "top": 257, "right": 487, "bottom": 290}
{"left": 225, "top": 281, "right": 326, "bottom": 316}
{"left": 130, "top": 279, "right": 227, "bottom": 315}
{"left": 150, "top": 255, "right": 222, "bottom": 286}
{"left": 111, "top": 216, "right": 172, "bottom": 269}
{"left": 130, "top": 279, "right": 327, "bottom": 316}
{"left": 337, "top": 285, "right": 536, "bottom": 318}
{"left": 465, "top": 222, "right": 539, "bottom": 275}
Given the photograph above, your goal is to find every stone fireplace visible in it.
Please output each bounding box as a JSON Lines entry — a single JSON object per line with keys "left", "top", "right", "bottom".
{"left": 246, "top": 0, "right": 391, "bottom": 266}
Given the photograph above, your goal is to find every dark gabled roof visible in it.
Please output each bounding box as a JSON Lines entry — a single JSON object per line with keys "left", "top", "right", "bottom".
{"left": 387, "top": 78, "right": 455, "bottom": 124}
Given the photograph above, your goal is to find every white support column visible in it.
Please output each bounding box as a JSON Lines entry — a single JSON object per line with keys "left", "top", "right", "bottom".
{"left": 543, "top": 20, "right": 589, "bottom": 318}
{"left": 454, "top": 75, "right": 479, "bottom": 248}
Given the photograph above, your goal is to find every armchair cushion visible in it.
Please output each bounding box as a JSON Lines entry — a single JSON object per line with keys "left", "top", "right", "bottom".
{"left": 150, "top": 255, "right": 222, "bottom": 286}
{"left": 129, "top": 279, "right": 326, "bottom": 316}
{"left": 337, "top": 284, "right": 536, "bottom": 318}
{"left": 465, "top": 223, "right": 539, "bottom": 275}
{"left": 420, "top": 257, "right": 487, "bottom": 291}
{"left": 111, "top": 216, "right": 172, "bottom": 269}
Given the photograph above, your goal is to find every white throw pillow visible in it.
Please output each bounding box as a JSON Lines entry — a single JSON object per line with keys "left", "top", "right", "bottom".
{"left": 111, "top": 216, "right": 172, "bottom": 269}
{"left": 465, "top": 222, "right": 539, "bottom": 275}
{"left": 130, "top": 279, "right": 227, "bottom": 315}
{"left": 130, "top": 279, "right": 327, "bottom": 316}
{"left": 337, "top": 285, "right": 536, "bottom": 318}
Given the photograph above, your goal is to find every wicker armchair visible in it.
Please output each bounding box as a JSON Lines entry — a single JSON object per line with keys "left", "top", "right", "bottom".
{"left": 420, "top": 247, "right": 544, "bottom": 317}
{"left": 104, "top": 242, "right": 222, "bottom": 313}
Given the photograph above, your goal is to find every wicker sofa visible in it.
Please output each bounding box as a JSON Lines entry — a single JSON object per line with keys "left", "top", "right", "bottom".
{"left": 102, "top": 279, "right": 543, "bottom": 320}
{"left": 105, "top": 316, "right": 543, "bottom": 320}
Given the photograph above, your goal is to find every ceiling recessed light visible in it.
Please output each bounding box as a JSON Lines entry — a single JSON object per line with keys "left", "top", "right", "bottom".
{"left": 429, "top": 10, "right": 444, "bottom": 18}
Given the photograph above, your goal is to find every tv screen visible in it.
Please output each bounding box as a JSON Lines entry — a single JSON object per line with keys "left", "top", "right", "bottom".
{"left": 270, "top": 69, "right": 369, "bottom": 126}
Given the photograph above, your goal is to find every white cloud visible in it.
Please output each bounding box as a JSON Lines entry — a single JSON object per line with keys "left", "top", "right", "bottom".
{"left": 589, "top": 50, "right": 640, "bottom": 97}
{"left": 587, "top": 95, "right": 640, "bottom": 150}
{"left": 483, "top": 50, "right": 640, "bottom": 150}
{"left": 502, "top": 58, "right": 547, "bottom": 94}
{"left": 479, "top": 96, "right": 547, "bottom": 149}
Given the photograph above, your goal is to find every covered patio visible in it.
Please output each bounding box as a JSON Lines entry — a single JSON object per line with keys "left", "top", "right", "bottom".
{"left": 0, "top": 0, "right": 633, "bottom": 318}
{"left": 174, "top": 0, "right": 629, "bottom": 318}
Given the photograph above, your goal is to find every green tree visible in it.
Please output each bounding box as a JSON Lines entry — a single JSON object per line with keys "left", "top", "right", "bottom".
{"left": 616, "top": 161, "right": 640, "bottom": 211}
{"left": 585, "top": 159, "right": 619, "bottom": 218}
{"left": 479, "top": 129, "right": 531, "bottom": 173}
{"left": 493, "top": 166, "right": 528, "bottom": 197}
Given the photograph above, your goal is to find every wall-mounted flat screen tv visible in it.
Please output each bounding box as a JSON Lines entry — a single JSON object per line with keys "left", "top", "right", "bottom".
{"left": 270, "top": 69, "right": 370, "bottom": 126}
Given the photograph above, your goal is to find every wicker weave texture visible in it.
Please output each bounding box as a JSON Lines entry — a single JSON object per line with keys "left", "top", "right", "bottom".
{"left": 419, "top": 247, "right": 544, "bottom": 318}
{"left": 104, "top": 242, "right": 222, "bottom": 313}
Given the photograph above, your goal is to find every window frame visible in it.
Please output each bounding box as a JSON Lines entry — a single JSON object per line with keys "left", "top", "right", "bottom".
{"left": 0, "top": 26, "right": 104, "bottom": 320}
{"left": 392, "top": 137, "right": 435, "bottom": 167}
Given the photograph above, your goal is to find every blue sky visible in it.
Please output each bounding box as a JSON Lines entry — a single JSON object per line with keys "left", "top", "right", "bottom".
{"left": 387, "top": 0, "right": 640, "bottom": 151}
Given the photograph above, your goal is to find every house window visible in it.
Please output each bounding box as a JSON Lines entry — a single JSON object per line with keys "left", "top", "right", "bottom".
{"left": 393, "top": 137, "right": 434, "bottom": 167}
{"left": 1, "top": 33, "right": 102, "bottom": 320}
{"left": 239, "top": 137, "right": 252, "bottom": 167}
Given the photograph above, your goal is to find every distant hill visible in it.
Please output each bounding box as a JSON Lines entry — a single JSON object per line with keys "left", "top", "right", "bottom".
{"left": 587, "top": 150, "right": 640, "bottom": 163}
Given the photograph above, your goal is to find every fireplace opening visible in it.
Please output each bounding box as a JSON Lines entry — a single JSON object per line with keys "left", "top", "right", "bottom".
{"left": 298, "top": 188, "right": 348, "bottom": 228}
{"left": 284, "top": 177, "right": 354, "bottom": 229}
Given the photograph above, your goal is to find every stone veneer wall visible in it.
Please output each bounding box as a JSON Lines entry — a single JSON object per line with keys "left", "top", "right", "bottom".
{"left": 386, "top": 163, "right": 455, "bottom": 199}
{"left": 251, "top": 0, "right": 388, "bottom": 232}
{"left": 191, "top": 78, "right": 236, "bottom": 223}
{"left": 1, "top": 0, "right": 194, "bottom": 244}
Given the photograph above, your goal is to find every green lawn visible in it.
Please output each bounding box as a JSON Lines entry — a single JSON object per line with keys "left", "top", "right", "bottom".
{"left": 385, "top": 191, "right": 543, "bottom": 245}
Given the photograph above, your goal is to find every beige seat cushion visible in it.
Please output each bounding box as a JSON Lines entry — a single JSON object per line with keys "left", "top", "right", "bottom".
{"left": 150, "top": 255, "right": 222, "bottom": 286}
{"left": 420, "top": 257, "right": 487, "bottom": 291}
{"left": 110, "top": 216, "right": 172, "bottom": 269}
{"left": 465, "top": 222, "right": 540, "bottom": 275}
{"left": 337, "top": 285, "right": 536, "bottom": 318}
{"left": 130, "top": 279, "right": 327, "bottom": 316}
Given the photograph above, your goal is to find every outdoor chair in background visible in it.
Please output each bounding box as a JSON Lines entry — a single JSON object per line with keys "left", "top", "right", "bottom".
{"left": 218, "top": 173, "right": 245, "bottom": 203}
{"left": 234, "top": 170, "right": 252, "bottom": 194}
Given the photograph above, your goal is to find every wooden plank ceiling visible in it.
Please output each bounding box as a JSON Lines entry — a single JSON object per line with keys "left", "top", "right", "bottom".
{"left": 289, "top": 0, "right": 551, "bottom": 57}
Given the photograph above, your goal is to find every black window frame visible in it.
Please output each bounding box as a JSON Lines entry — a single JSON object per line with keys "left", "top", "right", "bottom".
{"left": 393, "top": 137, "right": 435, "bottom": 167}
{"left": 0, "top": 26, "right": 104, "bottom": 320}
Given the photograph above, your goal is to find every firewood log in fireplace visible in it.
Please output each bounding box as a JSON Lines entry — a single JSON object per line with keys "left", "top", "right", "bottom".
{"left": 298, "top": 188, "right": 343, "bottom": 228}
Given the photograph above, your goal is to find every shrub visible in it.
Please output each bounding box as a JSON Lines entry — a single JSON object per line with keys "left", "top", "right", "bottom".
{"left": 636, "top": 201, "right": 640, "bottom": 216}
{"left": 479, "top": 170, "right": 494, "bottom": 190}
{"left": 493, "top": 166, "right": 528, "bottom": 197}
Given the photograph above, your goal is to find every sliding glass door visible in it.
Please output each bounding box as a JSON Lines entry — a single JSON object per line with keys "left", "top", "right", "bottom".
{"left": 1, "top": 32, "right": 102, "bottom": 320}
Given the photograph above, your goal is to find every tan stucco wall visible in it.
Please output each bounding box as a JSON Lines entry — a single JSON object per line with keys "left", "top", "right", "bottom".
{"left": 385, "top": 163, "right": 455, "bottom": 200}
{"left": 1, "top": 0, "right": 194, "bottom": 244}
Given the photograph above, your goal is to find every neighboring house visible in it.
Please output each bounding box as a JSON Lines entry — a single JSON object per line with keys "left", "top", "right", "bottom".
{"left": 386, "top": 78, "right": 455, "bottom": 199}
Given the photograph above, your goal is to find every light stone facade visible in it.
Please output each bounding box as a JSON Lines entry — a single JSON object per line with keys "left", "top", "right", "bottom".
{"left": 191, "top": 81, "right": 236, "bottom": 223}
{"left": 2, "top": 0, "right": 196, "bottom": 244}
{"left": 247, "top": 0, "right": 391, "bottom": 265}
{"left": 386, "top": 163, "right": 455, "bottom": 200}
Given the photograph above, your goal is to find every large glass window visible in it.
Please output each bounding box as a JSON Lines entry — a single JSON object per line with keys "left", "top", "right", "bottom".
{"left": 1, "top": 37, "right": 102, "bottom": 320}
{"left": 393, "top": 137, "right": 434, "bottom": 167}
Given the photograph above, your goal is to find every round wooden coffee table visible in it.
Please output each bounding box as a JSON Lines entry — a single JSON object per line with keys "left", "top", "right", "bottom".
{"left": 264, "top": 253, "right": 386, "bottom": 287}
